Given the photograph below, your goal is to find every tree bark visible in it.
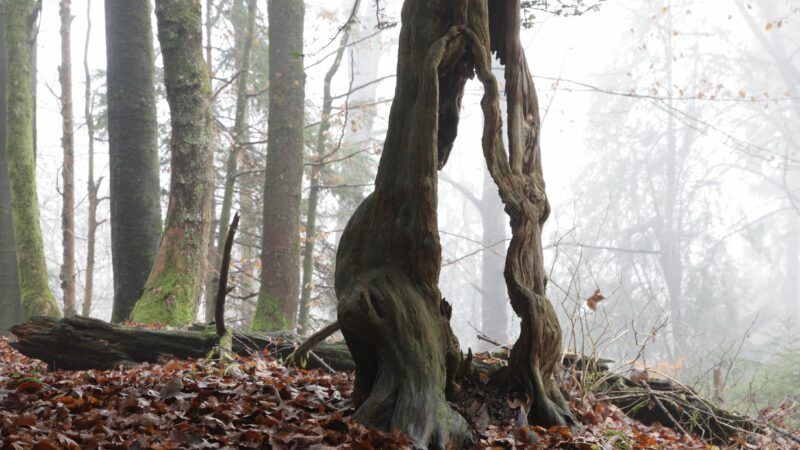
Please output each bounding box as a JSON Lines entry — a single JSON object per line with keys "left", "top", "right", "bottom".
{"left": 207, "top": 0, "right": 257, "bottom": 323}
{"left": 481, "top": 0, "right": 573, "bottom": 427}
{"left": 252, "top": 0, "right": 305, "bottom": 331}
{"left": 335, "top": 1, "right": 488, "bottom": 446}
{"left": 0, "top": 12, "right": 25, "bottom": 334}
{"left": 81, "top": 0, "right": 99, "bottom": 317}
{"left": 104, "top": 0, "right": 162, "bottom": 323}
{"left": 9, "top": 316, "right": 353, "bottom": 372}
{"left": 131, "top": 0, "right": 214, "bottom": 325}
{"left": 3, "top": 1, "right": 61, "bottom": 319}
{"left": 59, "top": 0, "right": 77, "bottom": 316}
{"left": 298, "top": 15, "right": 353, "bottom": 333}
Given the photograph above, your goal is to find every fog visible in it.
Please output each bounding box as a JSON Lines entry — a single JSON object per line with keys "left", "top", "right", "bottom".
{"left": 30, "top": 0, "right": 798, "bottom": 415}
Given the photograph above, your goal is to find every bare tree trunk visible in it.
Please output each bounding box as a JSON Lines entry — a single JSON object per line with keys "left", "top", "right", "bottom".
{"left": 298, "top": 16, "right": 353, "bottom": 333}
{"left": 131, "top": 0, "right": 214, "bottom": 325}
{"left": 81, "top": 0, "right": 99, "bottom": 318}
{"left": 59, "top": 0, "right": 76, "bottom": 316}
{"left": 335, "top": 1, "right": 492, "bottom": 446}
{"left": 4, "top": 0, "right": 60, "bottom": 319}
{"left": 104, "top": 0, "right": 162, "bottom": 323}
{"left": 201, "top": 0, "right": 217, "bottom": 323}
{"left": 252, "top": 0, "right": 305, "bottom": 331}
{"left": 482, "top": 0, "right": 572, "bottom": 427}
{"left": 208, "top": 0, "right": 257, "bottom": 323}
{"left": 0, "top": 12, "right": 25, "bottom": 333}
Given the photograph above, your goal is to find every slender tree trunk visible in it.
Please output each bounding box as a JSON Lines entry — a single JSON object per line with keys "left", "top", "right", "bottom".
{"left": 104, "top": 0, "right": 162, "bottom": 323}
{"left": 59, "top": 0, "right": 76, "bottom": 316}
{"left": 201, "top": 0, "right": 217, "bottom": 323}
{"left": 207, "top": 0, "right": 257, "bottom": 323}
{"left": 81, "top": 0, "right": 99, "bottom": 317}
{"left": 3, "top": 1, "right": 60, "bottom": 319}
{"left": 132, "top": 0, "right": 214, "bottom": 325}
{"left": 252, "top": 0, "right": 305, "bottom": 331}
{"left": 0, "top": 12, "right": 25, "bottom": 333}
{"left": 298, "top": 21, "right": 352, "bottom": 334}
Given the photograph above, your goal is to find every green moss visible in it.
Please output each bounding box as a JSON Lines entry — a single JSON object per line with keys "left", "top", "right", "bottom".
{"left": 4, "top": 1, "right": 60, "bottom": 319}
{"left": 251, "top": 291, "right": 290, "bottom": 331}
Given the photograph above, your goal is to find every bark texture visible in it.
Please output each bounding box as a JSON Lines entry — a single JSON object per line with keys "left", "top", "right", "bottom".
{"left": 0, "top": 12, "right": 25, "bottom": 333}
{"left": 252, "top": 0, "right": 305, "bottom": 331}
{"left": 335, "top": 0, "right": 571, "bottom": 446}
{"left": 10, "top": 316, "right": 353, "bottom": 372}
{"left": 482, "top": 0, "right": 573, "bottom": 427}
{"left": 334, "top": 1, "right": 484, "bottom": 446}
{"left": 3, "top": 1, "right": 60, "bottom": 319}
{"left": 131, "top": 0, "right": 214, "bottom": 325}
{"left": 59, "top": 0, "right": 77, "bottom": 316}
{"left": 104, "top": 0, "right": 163, "bottom": 323}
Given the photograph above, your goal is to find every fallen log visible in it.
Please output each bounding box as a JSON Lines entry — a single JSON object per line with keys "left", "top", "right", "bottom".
{"left": 10, "top": 316, "right": 354, "bottom": 372}
{"left": 11, "top": 316, "right": 769, "bottom": 445}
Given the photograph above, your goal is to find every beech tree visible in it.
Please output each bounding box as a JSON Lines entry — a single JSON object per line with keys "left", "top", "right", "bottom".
{"left": 2, "top": 0, "right": 61, "bottom": 319}
{"left": 0, "top": 13, "right": 24, "bottom": 333}
{"left": 104, "top": 0, "right": 162, "bottom": 323}
{"left": 131, "top": 0, "right": 214, "bottom": 324}
{"left": 335, "top": 0, "right": 571, "bottom": 447}
{"left": 252, "top": 0, "right": 305, "bottom": 331}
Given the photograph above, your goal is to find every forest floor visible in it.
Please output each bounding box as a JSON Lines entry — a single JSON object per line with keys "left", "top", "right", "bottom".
{"left": 0, "top": 336, "right": 793, "bottom": 449}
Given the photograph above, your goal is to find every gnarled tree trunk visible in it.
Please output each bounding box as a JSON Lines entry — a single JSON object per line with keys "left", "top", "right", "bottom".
{"left": 336, "top": 0, "right": 571, "bottom": 447}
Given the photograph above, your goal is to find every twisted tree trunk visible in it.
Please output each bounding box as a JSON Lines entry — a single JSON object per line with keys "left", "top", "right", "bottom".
{"left": 482, "top": 0, "right": 574, "bottom": 427}
{"left": 335, "top": 1, "right": 570, "bottom": 447}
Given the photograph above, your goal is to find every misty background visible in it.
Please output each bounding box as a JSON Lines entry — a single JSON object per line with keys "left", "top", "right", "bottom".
{"left": 29, "top": 0, "right": 799, "bottom": 419}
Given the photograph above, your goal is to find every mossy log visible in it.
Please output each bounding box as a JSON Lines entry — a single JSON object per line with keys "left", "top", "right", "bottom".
{"left": 9, "top": 316, "right": 353, "bottom": 372}
{"left": 10, "top": 316, "right": 765, "bottom": 445}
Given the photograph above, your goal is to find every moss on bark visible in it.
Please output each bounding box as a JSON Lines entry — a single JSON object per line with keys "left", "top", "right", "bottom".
{"left": 252, "top": 0, "right": 305, "bottom": 331}
{"left": 131, "top": 0, "right": 214, "bottom": 325}
{"left": 3, "top": 1, "right": 60, "bottom": 320}
{"left": 0, "top": 12, "right": 25, "bottom": 333}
